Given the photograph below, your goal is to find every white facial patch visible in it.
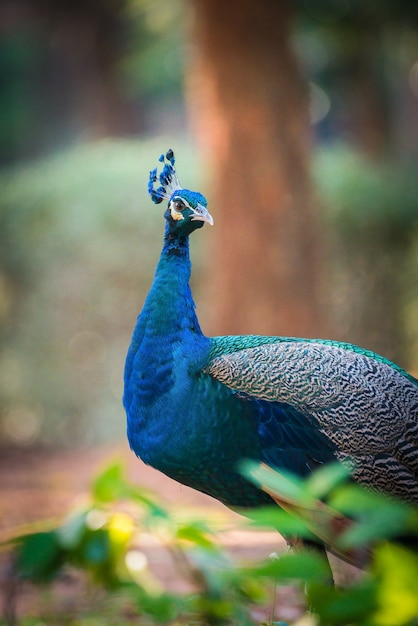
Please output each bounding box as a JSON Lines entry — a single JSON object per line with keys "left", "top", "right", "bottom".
{"left": 170, "top": 197, "right": 192, "bottom": 221}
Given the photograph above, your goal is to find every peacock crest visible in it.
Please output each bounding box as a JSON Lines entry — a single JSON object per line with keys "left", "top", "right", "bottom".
{"left": 148, "top": 149, "right": 182, "bottom": 205}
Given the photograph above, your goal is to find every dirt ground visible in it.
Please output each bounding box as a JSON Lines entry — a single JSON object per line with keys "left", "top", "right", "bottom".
{"left": 0, "top": 444, "right": 242, "bottom": 536}
{"left": 1, "top": 444, "right": 299, "bottom": 623}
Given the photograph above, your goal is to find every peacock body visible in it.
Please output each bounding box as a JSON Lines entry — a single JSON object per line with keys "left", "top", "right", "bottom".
{"left": 123, "top": 150, "right": 418, "bottom": 560}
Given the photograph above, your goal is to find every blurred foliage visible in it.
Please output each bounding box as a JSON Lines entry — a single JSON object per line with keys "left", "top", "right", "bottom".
{"left": 120, "top": 0, "right": 186, "bottom": 101}
{"left": 295, "top": 0, "right": 418, "bottom": 151}
{"left": 314, "top": 145, "right": 418, "bottom": 368}
{"left": 0, "top": 0, "right": 187, "bottom": 163}
{"left": 316, "top": 146, "right": 418, "bottom": 239}
{"left": 0, "top": 138, "right": 207, "bottom": 446}
{"left": 1, "top": 0, "right": 418, "bottom": 162}
{"left": 2, "top": 461, "right": 418, "bottom": 625}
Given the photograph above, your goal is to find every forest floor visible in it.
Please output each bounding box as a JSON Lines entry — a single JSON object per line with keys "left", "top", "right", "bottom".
{"left": 0, "top": 444, "right": 303, "bottom": 624}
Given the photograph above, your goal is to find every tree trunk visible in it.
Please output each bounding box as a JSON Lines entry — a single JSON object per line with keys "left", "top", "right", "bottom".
{"left": 188, "top": 0, "right": 327, "bottom": 338}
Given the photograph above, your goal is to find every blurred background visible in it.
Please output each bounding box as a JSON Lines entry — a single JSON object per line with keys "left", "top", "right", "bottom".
{"left": 1, "top": 0, "right": 418, "bottom": 450}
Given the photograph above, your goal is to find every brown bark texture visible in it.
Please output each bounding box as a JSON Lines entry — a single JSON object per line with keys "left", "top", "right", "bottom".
{"left": 188, "top": 0, "right": 327, "bottom": 338}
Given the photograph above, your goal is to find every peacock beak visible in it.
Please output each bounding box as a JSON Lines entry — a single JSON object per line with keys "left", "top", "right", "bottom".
{"left": 191, "top": 204, "right": 214, "bottom": 226}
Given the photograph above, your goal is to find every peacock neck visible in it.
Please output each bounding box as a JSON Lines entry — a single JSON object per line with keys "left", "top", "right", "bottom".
{"left": 162, "top": 221, "right": 190, "bottom": 257}
{"left": 124, "top": 224, "right": 210, "bottom": 417}
{"left": 144, "top": 225, "right": 204, "bottom": 341}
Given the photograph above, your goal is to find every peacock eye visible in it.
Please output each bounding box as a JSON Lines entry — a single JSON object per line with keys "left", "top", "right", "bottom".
{"left": 174, "top": 200, "right": 185, "bottom": 211}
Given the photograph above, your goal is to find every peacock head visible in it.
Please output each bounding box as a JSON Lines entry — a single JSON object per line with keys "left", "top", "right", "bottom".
{"left": 148, "top": 149, "right": 213, "bottom": 235}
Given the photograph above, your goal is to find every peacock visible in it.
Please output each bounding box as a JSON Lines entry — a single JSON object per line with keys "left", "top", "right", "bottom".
{"left": 123, "top": 149, "right": 418, "bottom": 571}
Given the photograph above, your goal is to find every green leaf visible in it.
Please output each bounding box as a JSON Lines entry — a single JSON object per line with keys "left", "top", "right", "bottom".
{"left": 241, "top": 461, "right": 313, "bottom": 505}
{"left": 309, "top": 580, "right": 377, "bottom": 624}
{"left": 125, "top": 487, "right": 169, "bottom": 519}
{"left": 91, "top": 461, "right": 127, "bottom": 503}
{"left": 16, "top": 531, "right": 64, "bottom": 582}
{"left": 330, "top": 485, "right": 413, "bottom": 546}
{"left": 373, "top": 544, "right": 418, "bottom": 626}
{"left": 134, "top": 586, "right": 185, "bottom": 623}
{"left": 175, "top": 523, "right": 217, "bottom": 550}
{"left": 245, "top": 551, "right": 330, "bottom": 583}
{"left": 91, "top": 461, "right": 169, "bottom": 519}
{"left": 305, "top": 463, "right": 350, "bottom": 499}
{"left": 245, "top": 506, "right": 316, "bottom": 539}
{"left": 330, "top": 484, "right": 398, "bottom": 515}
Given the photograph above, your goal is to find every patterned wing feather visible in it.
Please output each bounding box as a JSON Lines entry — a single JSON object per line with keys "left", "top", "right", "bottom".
{"left": 207, "top": 340, "right": 418, "bottom": 502}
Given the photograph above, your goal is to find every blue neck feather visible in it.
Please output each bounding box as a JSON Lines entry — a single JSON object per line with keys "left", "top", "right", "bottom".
{"left": 151, "top": 223, "right": 203, "bottom": 335}
{"left": 124, "top": 225, "right": 209, "bottom": 410}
